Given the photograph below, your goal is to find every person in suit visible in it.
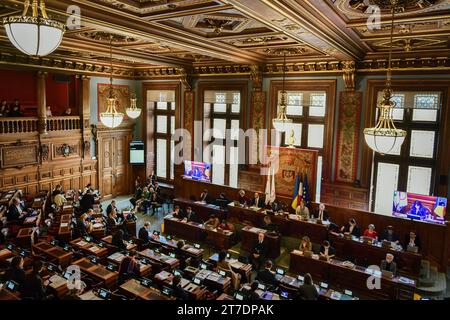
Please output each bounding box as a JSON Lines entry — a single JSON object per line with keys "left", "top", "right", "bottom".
{"left": 246, "top": 281, "right": 260, "bottom": 300}
{"left": 111, "top": 229, "right": 127, "bottom": 251}
{"left": 252, "top": 192, "right": 264, "bottom": 208}
{"left": 172, "top": 275, "right": 189, "bottom": 300}
{"left": 238, "top": 190, "right": 251, "bottom": 206}
{"left": 340, "top": 218, "right": 361, "bottom": 237}
{"left": 118, "top": 250, "right": 140, "bottom": 283}
{"left": 256, "top": 260, "right": 277, "bottom": 288}
{"left": 51, "top": 185, "right": 63, "bottom": 197}
{"left": 313, "top": 203, "right": 330, "bottom": 221}
{"left": 4, "top": 256, "right": 26, "bottom": 290}
{"left": 380, "top": 253, "right": 397, "bottom": 275}
{"left": 251, "top": 232, "right": 268, "bottom": 270}
{"left": 199, "top": 189, "right": 212, "bottom": 204}
{"left": 79, "top": 190, "right": 95, "bottom": 213}
{"left": 9, "top": 99, "right": 22, "bottom": 117}
{"left": 185, "top": 207, "right": 200, "bottom": 223}
{"left": 404, "top": 231, "right": 421, "bottom": 251}
{"left": 20, "top": 260, "right": 46, "bottom": 300}
{"left": 6, "top": 198, "right": 28, "bottom": 223}
{"left": 138, "top": 222, "right": 151, "bottom": 243}
{"left": 379, "top": 225, "right": 400, "bottom": 244}
{"left": 319, "top": 240, "right": 335, "bottom": 260}
{"left": 299, "top": 236, "right": 312, "bottom": 252}
{"left": 296, "top": 273, "right": 319, "bottom": 300}
{"left": 130, "top": 185, "right": 143, "bottom": 209}
{"left": 172, "top": 205, "right": 185, "bottom": 220}
{"left": 106, "top": 210, "right": 120, "bottom": 230}
{"left": 106, "top": 200, "right": 118, "bottom": 216}
{"left": 153, "top": 182, "right": 161, "bottom": 195}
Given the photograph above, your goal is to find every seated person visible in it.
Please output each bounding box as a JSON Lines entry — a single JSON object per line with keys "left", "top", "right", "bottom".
{"left": 130, "top": 186, "right": 143, "bottom": 209}
{"left": 404, "top": 231, "right": 421, "bottom": 251}
{"left": 21, "top": 260, "right": 47, "bottom": 300}
{"left": 106, "top": 210, "right": 120, "bottom": 229}
{"left": 138, "top": 222, "right": 151, "bottom": 243}
{"left": 204, "top": 214, "right": 220, "bottom": 229}
{"left": 250, "top": 232, "right": 268, "bottom": 270}
{"left": 140, "top": 187, "right": 151, "bottom": 213}
{"left": 296, "top": 273, "right": 318, "bottom": 301}
{"left": 216, "top": 251, "right": 241, "bottom": 290}
{"left": 146, "top": 172, "right": 156, "bottom": 188}
{"left": 199, "top": 189, "right": 212, "bottom": 204}
{"left": 238, "top": 190, "right": 251, "bottom": 206}
{"left": 340, "top": 218, "right": 361, "bottom": 237}
{"left": 79, "top": 190, "right": 95, "bottom": 213}
{"left": 153, "top": 181, "right": 161, "bottom": 195}
{"left": 4, "top": 256, "right": 26, "bottom": 290}
{"left": 172, "top": 205, "right": 185, "bottom": 220}
{"left": 185, "top": 206, "right": 200, "bottom": 223}
{"left": 380, "top": 253, "right": 397, "bottom": 275}
{"left": 218, "top": 219, "right": 234, "bottom": 232}
{"left": 172, "top": 275, "right": 189, "bottom": 300}
{"left": 256, "top": 260, "right": 277, "bottom": 288}
{"left": 319, "top": 240, "right": 335, "bottom": 260}
{"left": 82, "top": 183, "right": 94, "bottom": 196}
{"left": 106, "top": 200, "right": 118, "bottom": 216}
{"left": 118, "top": 250, "right": 140, "bottom": 283}
{"left": 295, "top": 201, "right": 310, "bottom": 220}
{"left": 246, "top": 281, "right": 261, "bottom": 300}
{"left": 363, "top": 224, "right": 378, "bottom": 240}
{"left": 111, "top": 229, "right": 127, "bottom": 250}
{"left": 79, "top": 212, "right": 93, "bottom": 235}
{"left": 175, "top": 240, "right": 187, "bottom": 270}
{"left": 379, "top": 225, "right": 400, "bottom": 244}
{"left": 313, "top": 203, "right": 330, "bottom": 221}
{"left": 148, "top": 188, "right": 161, "bottom": 216}
{"left": 6, "top": 198, "right": 28, "bottom": 223}
{"left": 53, "top": 192, "right": 66, "bottom": 207}
{"left": 217, "top": 192, "right": 230, "bottom": 203}
{"left": 299, "top": 236, "right": 312, "bottom": 252}
{"left": 51, "top": 185, "right": 63, "bottom": 198}
{"left": 252, "top": 192, "right": 264, "bottom": 208}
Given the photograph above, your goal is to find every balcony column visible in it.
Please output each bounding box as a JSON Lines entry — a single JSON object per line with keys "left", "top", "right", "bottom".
{"left": 37, "top": 71, "right": 48, "bottom": 135}
{"left": 80, "top": 75, "right": 91, "bottom": 159}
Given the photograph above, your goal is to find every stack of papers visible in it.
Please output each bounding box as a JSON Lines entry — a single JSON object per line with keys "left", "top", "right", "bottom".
{"left": 89, "top": 246, "right": 100, "bottom": 252}
{"left": 76, "top": 240, "right": 88, "bottom": 246}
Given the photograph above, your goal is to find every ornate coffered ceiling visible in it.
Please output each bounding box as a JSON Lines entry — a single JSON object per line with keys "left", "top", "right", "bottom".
{"left": 0, "top": 0, "right": 448, "bottom": 75}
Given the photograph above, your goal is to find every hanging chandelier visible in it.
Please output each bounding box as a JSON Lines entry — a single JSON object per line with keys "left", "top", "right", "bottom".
{"left": 272, "top": 51, "right": 292, "bottom": 132}
{"left": 3, "top": 0, "right": 65, "bottom": 57}
{"left": 100, "top": 36, "right": 124, "bottom": 128}
{"left": 126, "top": 93, "right": 142, "bottom": 119}
{"left": 363, "top": 0, "right": 406, "bottom": 155}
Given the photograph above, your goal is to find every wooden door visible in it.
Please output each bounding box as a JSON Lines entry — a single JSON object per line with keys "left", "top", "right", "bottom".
{"left": 97, "top": 129, "right": 131, "bottom": 199}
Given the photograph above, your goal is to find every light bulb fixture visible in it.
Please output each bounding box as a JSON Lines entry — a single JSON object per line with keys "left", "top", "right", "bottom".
{"left": 100, "top": 36, "right": 124, "bottom": 129}
{"left": 272, "top": 51, "right": 292, "bottom": 132}
{"left": 126, "top": 93, "right": 142, "bottom": 119}
{"left": 363, "top": 0, "right": 406, "bottom": 155}
{"left": 3, "top": 0, "right": 65, "bottom": 57}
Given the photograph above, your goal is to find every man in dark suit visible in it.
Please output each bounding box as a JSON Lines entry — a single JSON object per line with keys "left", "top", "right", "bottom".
{"left": 404, "top": 231, "right": 421, "bottom": 251}
{"left": 20, "top": 260, "right": 47, "bottom": 300}
{"left": 138, "top": 222, "right": 151, "bottom": 243}
{"left": 380, "top": 253, "right": 397, "bottom": 275}
{"left": 199, "top": 189, "right": 212, "bottom": 204}
{"left": 80, "top": 190, "right": 95, "bottom": 213}
{"left": 256, "top": 260, "right": 277, "bottom": 288}
{"left": 246, "top": 281, "right": 261, "bottom": 300}
{"left": 172, "top": 205, "right": 185, "bottom": 220}
{"left": 172, "top": 275, "right": 189, "bottom": 300}
{"left": 379, "top": 225, "right": 400, "bottom": 244}
{"left": 185, "top": 207, "right": 201, "bottom": 223}
{"left": 6, "top": 198, "right": 27, "bottom": 223}
{"left": 251, "top": 232, "right": 268, "bottom": 270}
{"left": 251, "top": 193, "right": 265, "bottom": 208}
{"left": 4, "top": 256, "right": 26, "bottom": 290}
{"left": 296, "top": 273, "right": 319, "bottom": 300}
{"left": 313, "top": 203, "right": 330, "bottom": 221}
{"left": 319, "top": 240, "right": 336, "bottom": 260}
{"left": 106, "top": 200, "right": 118, "bottom": 216}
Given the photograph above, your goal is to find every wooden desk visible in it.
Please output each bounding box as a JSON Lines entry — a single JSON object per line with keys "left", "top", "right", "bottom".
{"left": 329, "top": 233, "right": 421, "bottom": 278}
{"left": 208, "top": 253, "right": 252, "bottom": 283}
{"left": 107, "top": 252, "right": 151, "bottom": 278}
{"left": 0, "top": 288, "right": 20, "bottom": 300}
{"left": 139, "top": 248, "right": 180, "bottom": 270}
{"left": 70, "top": 238, "right": 109, "bottom": 259}
{"left": 33, "top": 242, "right": 73, "bottom": 267}
{"left": 241, "top": 226, "right": 281, "bottom": 259}
{"left": 16, "top": 227, "right": 35, "bottom": 248}
{"left": 46, "top": 273, "right": 69, "bottom": 297}
{"left": 90, "top": 218, "right": 106, "bottom": 238}
{"left": 217, "top": 293, "right": 233, "bottom": 300}
{"left": 120, "top": 279, "right": 173, "bottom": 300}
{"left": 79, "top": 290, "right": 103, "bottom": 300}
{"left": 0, "top": 248, "right": 13, "bottom": 261}
{"left": 23, "top": 212, "right": 40, "bottom": 227}
{"left": 174, "top": 198, "right": 226, "bottom": 221}
{"left": 101, "top": 235, "right": 137, "bottom": 251}
{"left": 150, "top": 235, "right": 204, "bottom": 260}
{"left": 289, "top": 251, "right": 416, "bottom": 300}
{"left": 58, "top": 214, "right": 72, "bottom": 242}
{"left": 164, "top": 216, "right": 235, "bottom": 250}
{"left": 154, "top": 271, "right": 206, "bottom": 300}
{"left": 31, "top": 198, "right": 44, "bottom": 209}
{"left": 195, "top": 269, "right": 231, "bottom": 292}
{"left": 73, "top": 258, "right": 118, "bottom": 289}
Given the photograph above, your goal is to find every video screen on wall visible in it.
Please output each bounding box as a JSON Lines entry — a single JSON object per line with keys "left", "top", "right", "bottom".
{"left": 130, "top": 141, "right": 145, "bottom": 165}
{"left": 184, "top": 161, "right": 212, "bottom": 183}
{"left": 392, "top": 191, "right": 447, "bottom": 225}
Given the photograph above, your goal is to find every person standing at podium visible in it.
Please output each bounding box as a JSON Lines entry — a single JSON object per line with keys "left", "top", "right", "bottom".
{"left": 251, "top": 232, "right": 268, "bottom": 270}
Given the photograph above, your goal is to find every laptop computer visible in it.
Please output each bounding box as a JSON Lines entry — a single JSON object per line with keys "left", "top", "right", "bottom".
{"left": 280, "top": 290, "right": 289, "bottom": 299}
{"left": 257, "top": 283, "right": 266, "bottom": 291}
{"left": 276, "top": 268, "right": 285, "bottom": 276}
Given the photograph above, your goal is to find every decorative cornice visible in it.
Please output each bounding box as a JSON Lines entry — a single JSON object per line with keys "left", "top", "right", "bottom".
{"left": 357, "top": 56, "right": 450, "bottom": 71}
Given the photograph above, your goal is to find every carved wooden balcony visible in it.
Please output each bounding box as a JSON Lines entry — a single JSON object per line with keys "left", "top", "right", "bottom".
{"left": 0, "top": 116, "right": 82, "bottom": 134}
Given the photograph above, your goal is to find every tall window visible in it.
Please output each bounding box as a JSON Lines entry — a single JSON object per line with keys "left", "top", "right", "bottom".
{"left": 203, "top": 91, "right": 241, "bottom": 188}
{"left": 276, "top": 90, "right": 328, "bottom": 200}
{"left": 372, "top": 91, "right": 442, "bottom": 215}
{"left": 148, "top": 90, "right": 176, "bottom": 182}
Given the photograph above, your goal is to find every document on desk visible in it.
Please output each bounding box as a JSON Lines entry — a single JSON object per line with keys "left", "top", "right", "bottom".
{"left": 230, "top": 261, "right": 244, "bottom": 269}
{"left": 166, "top": 258, "right": 178, "bottom": 265}
{"left": 92, "top": 223, "right": 103, "bottom": 229}
{"left": 89, "top": 246, "right": 100, "bottom": 252}
{"left": 109, "top": 252, "right": 123, "bottom": 261}
{"left": 76, "top": 240, "right": 88, "bottom": 247}
{"left": 60, "top": 223, "right": 68, "bottom": 228}
{"left": 49, "top": 275, "right": 67, "bottom": 288}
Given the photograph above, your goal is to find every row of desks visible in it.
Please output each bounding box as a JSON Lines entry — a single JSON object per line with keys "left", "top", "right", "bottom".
{"left": 289, "top": 250, "right": 416, "bottom": 300}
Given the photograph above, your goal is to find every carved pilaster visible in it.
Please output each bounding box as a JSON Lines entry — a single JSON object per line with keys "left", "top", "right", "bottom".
{"left": 250, "top": 65, "right": 263, "bottom": 91}
{"left": 37, "top": 71, "right": 48, "bottom": 135}
{"left": 178, "top": 68, "right": 192, "bottom": 92}
{"left": 342, "top": 61, "right": 356, "bottom": 91}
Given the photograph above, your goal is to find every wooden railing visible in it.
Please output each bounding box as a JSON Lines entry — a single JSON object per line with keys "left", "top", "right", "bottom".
{"left": 0, "top": 116, "right": 81, "bottom": 134}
